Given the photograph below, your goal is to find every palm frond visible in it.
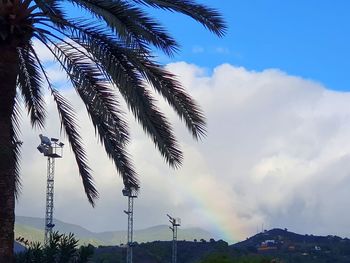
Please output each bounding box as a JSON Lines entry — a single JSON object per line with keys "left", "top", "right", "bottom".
{"left": 96, "top": 43, "right": 207, "bottom": 139}
{"left": 34, "top": 0, "right": 66, "bottom": 23}
{"left": 51, "top": 41, "right": 139, "bottom": 188}
{"left": 12, "top": 96, "right": 23, "bottom": 199}
{"left": 79, "top": 25, "right": 206, "bottom": 138}
{"left": 137, "top": 63, "right": 207, "bottom": 138}
{"left": 64, "top": 21, "right": 205, "bottom": 139}
{"left": 37, "top": 29, "right": 130, "bottom": 143}
{"left": 17, "top": 46, "right": 46, "bottom": 129}
{"left": 133, "top": 0, "right": 227, "bottom": 37}
{"left": 62, "top": 21, "right": 183, "bottom": 167}
{"left": 28, "top": 38, "right": 100, "bottom": 204}
{"left": 50, "top": 89, "right": 98, "bottom": 205}
{"left": 61, "top": 21, "right": 205, "bottom": 138}
{"left": 67, "top": 0, "right": 178, "bottom": 55}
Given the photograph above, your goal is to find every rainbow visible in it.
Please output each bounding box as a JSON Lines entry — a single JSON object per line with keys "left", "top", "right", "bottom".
{"left": 174, "top": 175, "right": 245, "bottom": 244}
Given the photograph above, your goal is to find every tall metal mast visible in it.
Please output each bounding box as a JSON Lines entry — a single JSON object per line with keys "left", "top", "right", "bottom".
{"left": 167, "top": 214, "right": 181, "bottom": 263}
{"left": 37, "top": 134, "right": 64, "bottom": 246}
{"left": 123, "top": 186, "right": 137, "bottom": 263}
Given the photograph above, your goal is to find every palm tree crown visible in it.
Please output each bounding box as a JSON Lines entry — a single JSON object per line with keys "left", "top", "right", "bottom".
{"left": 2, "top": 0, "right": 225, "bottom": 202}
{"left": 0, "top": 0, "right": 225, "bottom": 260}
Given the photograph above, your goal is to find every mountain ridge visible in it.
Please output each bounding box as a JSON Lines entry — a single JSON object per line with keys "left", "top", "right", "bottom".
{"left": 15, "top": 216, "right": 214, "bottom": 246}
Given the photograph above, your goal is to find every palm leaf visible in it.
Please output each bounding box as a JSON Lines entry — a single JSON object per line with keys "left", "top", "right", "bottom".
{"left": 34, "top": 20, "right": 183, "bottom": 168}
{"left": 64, "top": 21, "right": 206, "bottom": 138}
{"left": 57, "top": 21, "right": 183, "bottom": 166}
{"left": 17, "top": 45, "right": 46, "bottom": 129}
{"left": 34, "top": 0, "right": 66, "bottom": 23}
{"left": 133, "top": 0, "right": 227, "bottom": 36}
{"left": 29, "top": 39, "right": 100, "bottom": 204}
{"left": 51, "top": 89, "right": 98, "bottom": 205}
{"left": 12, "top": 97, "right": 23, "bottom": 199}
{"left": 52, "top": 42, "right": 139, "bottom": 188}
{"left": 97, "top": 44, "right": 207, "bottom": 138}
{"left": 68, "top": 0, "right": 178, "bottom": 55}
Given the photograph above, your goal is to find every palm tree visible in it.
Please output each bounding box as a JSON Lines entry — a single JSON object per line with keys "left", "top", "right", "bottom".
{"left": 0, "top": 0, "right": 225, "bottom": 261}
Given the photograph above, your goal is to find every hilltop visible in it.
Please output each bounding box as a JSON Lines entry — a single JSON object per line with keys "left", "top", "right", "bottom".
{"left": 231, "top": 228, "right": 350, "bottom": 263}
{"left": 233, "top": 228, "right": 350, "bottom": 249}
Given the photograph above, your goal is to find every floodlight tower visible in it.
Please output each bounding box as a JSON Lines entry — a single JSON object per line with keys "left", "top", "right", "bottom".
{"left": 167, "top": 214, "right": 181, "bottom": 263}
{"left": 37, "top": 134, "right": 64, "bottom": 246}
{"left": 122, "top": 186, "right": 137, "bottom": 263}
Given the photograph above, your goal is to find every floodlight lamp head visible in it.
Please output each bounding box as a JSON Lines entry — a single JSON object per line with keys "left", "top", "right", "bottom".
{"left": 37, "top": 145, "right": 44, "bottom": 153}
{"left": 122, "top": 188, "right": 131, "bottom": 197}
{"left": 39, "top": 134, "right": 51, "bottom": 146}
{"left": 51, "top": 138, "right": 59, "bottom": 142}
{"left": 59, "top": 142, "right": 64, "bottom": 147}
{"left": 37, "top": 145, "right": 49, "bottom": 156}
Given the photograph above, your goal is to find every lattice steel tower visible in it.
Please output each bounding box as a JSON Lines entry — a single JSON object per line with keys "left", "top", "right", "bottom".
{"left": 167, "top": 214, "right": 181, "bottom": 263}
{"left": 123, "top": 186, "right": 137, "bottom": 263}
{"left": 37, "top": 134, "right": 64, "bottom": 246}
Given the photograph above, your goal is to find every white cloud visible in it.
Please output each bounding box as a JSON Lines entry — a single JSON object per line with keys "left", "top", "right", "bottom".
{"left": 33, "top": 40, "right": 55, "bottom": 63}
{"left": 15, "top": 62, "right": 350, "bottom": 243}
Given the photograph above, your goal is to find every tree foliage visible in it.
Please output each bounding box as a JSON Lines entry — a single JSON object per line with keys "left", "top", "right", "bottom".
{"left": 15, "top": 232, "right": 94, "bottom": 263}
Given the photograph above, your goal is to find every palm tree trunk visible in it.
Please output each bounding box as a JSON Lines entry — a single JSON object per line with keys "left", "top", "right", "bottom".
{"left": 0, "top": 46, "right": 19, "bottom": 263}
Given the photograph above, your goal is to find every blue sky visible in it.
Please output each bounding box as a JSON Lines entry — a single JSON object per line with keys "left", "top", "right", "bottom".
{"left": 151, "top": 0, "right": 350, "bottom": 91}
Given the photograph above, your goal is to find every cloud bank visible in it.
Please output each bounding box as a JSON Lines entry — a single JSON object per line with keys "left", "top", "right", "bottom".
{"left": 15, "top": 62, "right": 350, "bottom": 243}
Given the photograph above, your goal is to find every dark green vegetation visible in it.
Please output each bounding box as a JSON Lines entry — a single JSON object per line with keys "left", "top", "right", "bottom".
{"left": 0, "top": 0, "right": 226, "bottom": 261}
{"left": 15, "top": 239, "right": 274, "bottom": 263}
{"left": 81, "top": 228, "right": 350, "bottom": 262}
{"left": 15, "top": 232, "right": 94, "bottom": 262}
{"left": 15, "top": 216, "right": 214, "bottom": 246}
{"left": 14, "top": 228, "right": 350, "bottom": 262}
{"left": 92, "top": 240, "right": 231, "bottom": 263}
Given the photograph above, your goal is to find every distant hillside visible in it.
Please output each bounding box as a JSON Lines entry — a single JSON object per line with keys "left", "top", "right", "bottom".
{"left": 15, "top": 216, "right": 214, "bottom": 246}
{"left": 92, "top": 229, "right": 350, "bottom": 263}
{"left": 231, "top": 228, "right": 350, "bottom": 263}
{"left": 233, "top": 228, "right": 349, "bottom": 249}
